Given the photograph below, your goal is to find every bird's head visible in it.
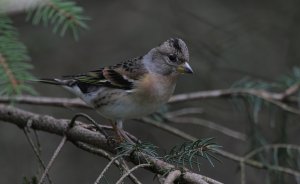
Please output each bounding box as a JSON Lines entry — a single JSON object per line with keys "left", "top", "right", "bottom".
{"left": 144, "top": 38, "right": 193, "bottom": 76}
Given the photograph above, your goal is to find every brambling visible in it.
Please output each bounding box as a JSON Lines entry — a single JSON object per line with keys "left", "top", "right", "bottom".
{"left": 40, "top": 38, "right": 193, "bottom": 141}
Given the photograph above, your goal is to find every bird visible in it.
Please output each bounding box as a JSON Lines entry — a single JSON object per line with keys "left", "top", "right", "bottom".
{"left": 39, "top": 38, "right": 193, "bottom": 142}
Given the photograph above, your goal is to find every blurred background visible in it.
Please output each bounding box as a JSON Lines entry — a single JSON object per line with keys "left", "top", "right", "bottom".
{"left": 1, "top": 0, "right": 300, "bottom": 183}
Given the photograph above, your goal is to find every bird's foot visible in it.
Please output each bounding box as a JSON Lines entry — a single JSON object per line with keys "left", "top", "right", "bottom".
{"left": 116, "top": 128, "right": 135, "bottom": 143}
{"left": 110, "top": 122, "right": 134, "bottom": 144}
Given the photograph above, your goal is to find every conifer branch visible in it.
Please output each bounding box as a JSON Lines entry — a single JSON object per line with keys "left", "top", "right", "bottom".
{"left": 0, "top": 53, "right": 18, "bottom": 92}
{"left": 27, "top": 0, "right": 89, "bottom": 40}
{"left": 0, "top": 15, "right": 36, "bottom": 96}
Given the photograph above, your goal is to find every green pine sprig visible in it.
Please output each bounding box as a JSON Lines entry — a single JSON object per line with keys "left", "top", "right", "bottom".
{"left": 26, "top": 0, "right": 89, "bottom": 40}
{"left": 230, "top": 70, "right": 300, "bottom": 184}
{"left": 0, "top": 14, "right": 36, "bottom": 96}
{"left": 164, "top": 138, "right": 221, "bottom": 170}
{"left": 278, "top": 67, "right": 300, "bottom": 88}
{"left": 230, "top": 68, "right": 300, "bottom": 124}
{"left": 116, "top": 142, "right": 159, "bottom": 158}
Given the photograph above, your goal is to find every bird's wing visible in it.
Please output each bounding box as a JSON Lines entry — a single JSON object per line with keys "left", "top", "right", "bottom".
{"left": 62, "top": 59, "right": 146, "bottom": 92}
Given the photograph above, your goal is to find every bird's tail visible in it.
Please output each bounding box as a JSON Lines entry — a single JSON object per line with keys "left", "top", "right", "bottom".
{"left": 34, "top": 78, "right": 67, "bottom": 86}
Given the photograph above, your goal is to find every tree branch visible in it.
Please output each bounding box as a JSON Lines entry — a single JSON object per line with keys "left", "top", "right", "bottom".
{"left": 164, "top": 170, "right": 181, "bottom": 184}
{"left": 0, "top": 104, "right": 221, "bottom": 184}
{"left": 0, "top": 95, "right": 89, "bottom": 108}
{"left": 115, "top": 164, "right": 151, "bottom": 184}
{"left": 166, "top": 116, "right": 247, "bottom": 141}
{"left": 169, "top": 87, "right": 299, "bottom": 103}
{"left": 0, "top": 86, "right": 299, "bottom": 182}
{"left": 0, "top": 86, "right": 299, "bottom": 114}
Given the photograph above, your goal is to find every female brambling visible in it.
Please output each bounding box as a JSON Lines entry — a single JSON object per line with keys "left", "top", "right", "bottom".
{"left": 40, "top": 38, "right": 193, "bottom": 141}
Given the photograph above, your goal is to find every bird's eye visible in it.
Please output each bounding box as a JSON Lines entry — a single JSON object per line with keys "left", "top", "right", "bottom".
{"left": 168, "top": 54, "right": 177, "bottom": 62}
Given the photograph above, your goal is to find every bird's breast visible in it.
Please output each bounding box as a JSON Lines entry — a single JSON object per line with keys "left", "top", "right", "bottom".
{"left": 134, "top": 73, "right": 177, "bottom": 104}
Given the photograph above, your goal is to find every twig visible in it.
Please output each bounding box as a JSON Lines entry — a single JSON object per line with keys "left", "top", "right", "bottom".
{"left": 74, "top": 142, "right": 142, "bottom": 184}
{"left": 33, "top": 130, "right": 42, "bottom": 155}
{"left": 94, "top": 155, "right": 124, "bottom": 184}
{"left": 33, "top": 129, "right": 44, "bottom": 177}
{"left": 69, "top": 113, "right": 109, "bottom": 138}
{"left": 169, "top": 88, "right": 299, "bottom": 103}
{"left": 73, "top": 141, "right": 112, "bottom": 159}
{"left": 157, "top": 174, "right": 166, "bottom": 184}
{"left": 23, "top": 128, "right": 52, "bottom": 184}
{"left": 166, "top": 117, "right": 247, "bottom": 141}
{"left": 164, "top": 107, "right": 204, "bottom": 117}
{"left": 182, "top": 172, "right": 223, "bottom": 184}
{"left": 281, "top": 83, "right": 300, "bottom": 99}
{"left": 164, "top": 170, "right": 181, "bottom": 184}
{"left": 38, "top": 113, "right": 77, "bottom": 184}
{"left": 38, "top": 135, "right": 67, "bottom": 184}
{"left": 115, "top": 164, "right": 151, "bottom": 184}
{"left": 244, "top": 144, "right": 300, "bottom": 160}
{"left": 118, "top": 159, "right": 143, "bottom": 184}
{"left": 140, "top": 117, "right": 195, "bottom": 141}
{"left": 75, "top": 143, "right": 141, "bottom": 183}
{"left": 241, "top": 144, "right": 300, "bottom": 177}
{"left": 0, "top": 95, "right": 89, "bottom": 108}
{"left": 170, "top": 88, "right": 300, "bottom": 115}
{"left": 240, "top": 161, "right": 246, "bottom": 184}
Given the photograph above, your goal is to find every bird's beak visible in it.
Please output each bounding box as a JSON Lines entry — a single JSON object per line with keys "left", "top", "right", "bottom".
{"left": 177, "top": 62, "right": 193, "bottom": 74}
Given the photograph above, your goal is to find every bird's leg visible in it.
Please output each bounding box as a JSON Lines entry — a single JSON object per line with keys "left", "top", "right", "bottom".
{"left": 110, "top": 120, "right": 134, "bottom": 143}
{"left": 116, "top": 119, "right": 123, "bottom": 129}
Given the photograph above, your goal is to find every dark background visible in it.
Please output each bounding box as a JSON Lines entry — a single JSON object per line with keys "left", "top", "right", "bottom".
{"left": 1, "top": 0, "right": 300, "bottom": 183}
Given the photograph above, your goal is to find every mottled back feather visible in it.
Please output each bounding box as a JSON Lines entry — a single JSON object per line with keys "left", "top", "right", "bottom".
{"left": 62, "top": 57, "right": 147, "bottom": 93}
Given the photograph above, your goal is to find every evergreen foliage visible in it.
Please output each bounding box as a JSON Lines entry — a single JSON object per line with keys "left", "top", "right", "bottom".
{"left": 117, "top": 138, "right": 221, "bottom": 170}
{"left": 0, "top": 15, "right": 36, "bottom": 96}
{"left": 26, "top": 0, "right": 89, "bottom": 40}
{"left": 231, "top": 69, "right": 300, "bottom": 184}
{"left": 0, "top": 0, "right": 89, "bottom": 96}
{"left": 164, "top": 138, "right": 221, "bottom": 170}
